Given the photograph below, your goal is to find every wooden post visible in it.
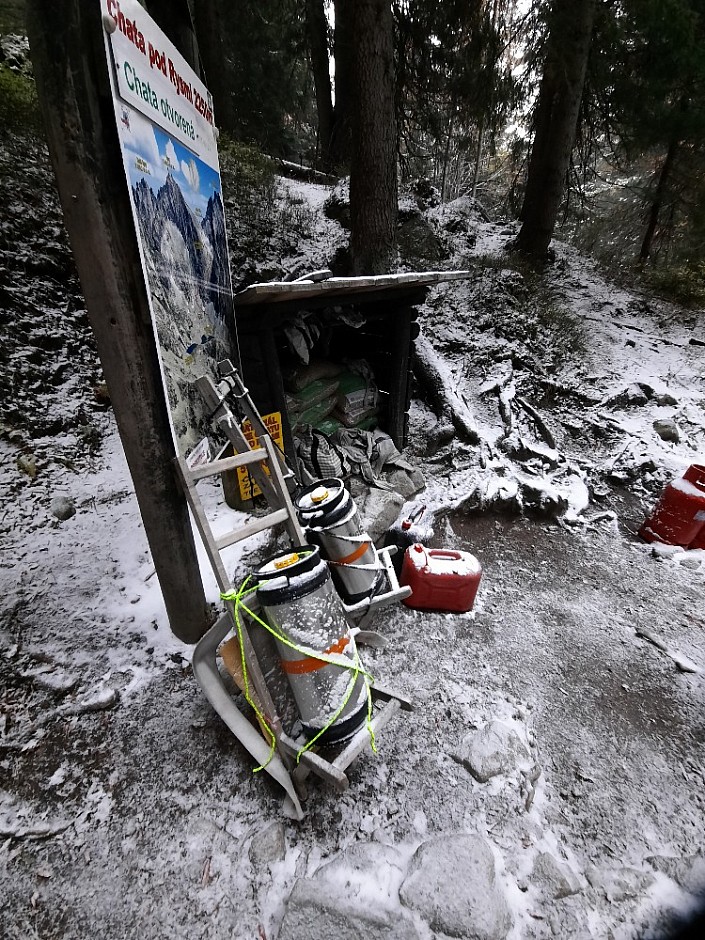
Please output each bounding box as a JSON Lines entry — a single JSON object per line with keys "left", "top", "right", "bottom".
{"left": 26, "top": 0, "right": 212, "bottom": 644}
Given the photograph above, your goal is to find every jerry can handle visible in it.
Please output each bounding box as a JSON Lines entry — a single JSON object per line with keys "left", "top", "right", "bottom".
{"left": 428, "top": 549, "right": 462, "bottom": 560}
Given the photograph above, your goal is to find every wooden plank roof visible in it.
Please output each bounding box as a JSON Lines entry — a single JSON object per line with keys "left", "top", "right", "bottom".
{"left": 232, "top": 269, "right": 472, "bottom": 307}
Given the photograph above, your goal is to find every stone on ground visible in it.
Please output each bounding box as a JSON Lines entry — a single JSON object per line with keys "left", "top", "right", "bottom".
{"left": 278, "top": 877, "right": 422, "bottom": 940}
{"left": 399, "top": 834, "right": 512, "bottom": 939}
{"left": 455, "top": 720, "right": 530, "bottom": 783}
{"left": 530, "top": 851, "right": 581, "bottom": 900}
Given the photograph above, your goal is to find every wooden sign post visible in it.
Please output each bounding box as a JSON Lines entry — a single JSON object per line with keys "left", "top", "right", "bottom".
{"left": 26, "top": 0, "right": 212, "bottom": 644}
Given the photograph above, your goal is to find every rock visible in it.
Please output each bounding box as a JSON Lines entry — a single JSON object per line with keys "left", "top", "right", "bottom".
{"left": 17, "top": 453, "right": 37, "bottom": 479}
{"left": 653, "top": 391, "right": 679, "bottom": 406}
{"left": 653, "top": 418, "right": 680, "bottom": 443}
{"left": 30, "top": 669, "right": 79, "bottom": 694}
{"left": 0, "top": 35, "right": 32, "bottom": 73}
{"left": 399, "top": 834, "right": 512, "bottom": 939}
{"left": 249, "top": 821, "right": 286, "bottom": 868}
{"left": 278, "top": 877, "right": 422, "bottom": 940}
{"left": 356, "top": 487, "right": 405, "bottom": 544}
{"left": 548, "top": 902, "right": 591, "bottom": 938}
{"left": 314, "top": 842, "right": 405, "bottom": 889}
{"left": 397, "top": 213, "right": 449, "bottom": 267}
{"left": 455, "top": 721, "right": 530, "bottom": 783}
{"left": 61, "top": 687, "right": 119, "bottom": 715}
{"left": 50, "top": 495, "right": 76, "bottom": 521}
{"left": 646, "top": 854, "right": 705, "bottom": 893}
{"left": 585, "top": 865, "right": 654, "bottom": 902}
{"left": 606, "top": 385, "right": 650, "bottom": 409}
{"left": 383, "top": 468, "right": 425, "bottom": 499}
{"left": 531, "top": 852, "right": 581, "bottom": 899}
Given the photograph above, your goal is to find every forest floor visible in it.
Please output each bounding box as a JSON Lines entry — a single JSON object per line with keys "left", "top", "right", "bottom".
{"left": 1, "top": 131, "right": 705, "bottom": 940}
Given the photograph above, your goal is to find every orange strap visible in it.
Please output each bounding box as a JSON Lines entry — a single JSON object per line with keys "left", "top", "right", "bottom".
{"left": 334, "top": 541, "right": 371, "bottom": 566}
{"left": 281, "top": 635, "right": 350, "bottom": 675}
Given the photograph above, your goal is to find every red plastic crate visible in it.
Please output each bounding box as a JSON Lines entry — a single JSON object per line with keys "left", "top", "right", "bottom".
{"left": 400, "top": 544, "right": 482, "bottom": 613}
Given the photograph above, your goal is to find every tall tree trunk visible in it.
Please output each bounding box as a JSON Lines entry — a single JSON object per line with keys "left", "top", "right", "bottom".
{"left": 331, "top": 0, "right": 354, "bottom": 168}
{"left": 192, "top": 0, "right": 236, "bottom": 133}
{"left": 306, "top": 0, "right": 335, "bottom": 170}
{"left": 515, "top": 0, "right": 596, "bottom": 258}
{"left": 640, "top": 139, "right": 679, "bottom": 262}
{"left": 440, "top": 99, "right": 457, "bottom": 203}
{"left": 471, "top": 117, "right": 485, "bottom": 201}
{"left": 349, "top": 0, "right": 398, "bottom": 275}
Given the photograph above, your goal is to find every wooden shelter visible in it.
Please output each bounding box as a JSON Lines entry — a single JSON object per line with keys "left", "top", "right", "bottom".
{"left": 233, "top": 270, "right": 470, "bottom": 467}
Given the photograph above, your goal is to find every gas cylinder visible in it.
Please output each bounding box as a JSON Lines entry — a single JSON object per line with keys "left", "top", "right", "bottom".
{"left": 639, "top": 464, "right": 705, "bottom": 547}
{"left": 383, "top": 503, "right": 434, "bottom": 577}
{"left": 255, "top": 546, "right": 368, "bottom": 744}
{"left": 401, "top": 544, "right": 482, "bottom": 613}
{"left": 295, "top": 478, "right": 385, "bottom": 605}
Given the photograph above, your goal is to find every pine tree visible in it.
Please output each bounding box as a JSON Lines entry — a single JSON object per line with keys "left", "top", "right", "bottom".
{"left": 348, "top": 0, "right": 398, "bottom": 274}
{"left": 515, "top": 0, "right": 597, "bottom": 259}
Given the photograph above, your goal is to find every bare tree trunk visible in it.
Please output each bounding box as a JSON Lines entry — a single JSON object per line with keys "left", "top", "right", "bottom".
{"left": 27, "top": 0, "right": 212, "bottom": 643}
{"left": 306, "top": 0, "right": 335, "bottom": 170}
{"left": 515, "top": 0, "right": 596, "bottom": 258}
{"left": 440, "top": 99, "right": 456, "bottom": 203}
{"left": 640, "top": 139, "right": 679, "bottom": 261}
{"left": 471, "top": 117, "right": 485, "bottom": 201}
{"left": 349, "top": 0, "right": 398, "bottom": 275}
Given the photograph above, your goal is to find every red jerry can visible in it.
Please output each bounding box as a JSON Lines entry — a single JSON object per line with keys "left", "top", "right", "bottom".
{"left": 639, "top": 464, "right": 705, "bottom": 547}
{"left": 400, "top": 544, "right": 482, "bottom": 613}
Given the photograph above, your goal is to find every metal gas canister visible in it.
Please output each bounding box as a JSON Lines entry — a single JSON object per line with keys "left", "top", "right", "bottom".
{"left": 254, "top": 546, "right": 368, "bottom": 744}
{"left": 295, "top": 478, "right": 385, "bottom": 605}
{"left": 639, "top": 464, "right": 705, "bottom": 547}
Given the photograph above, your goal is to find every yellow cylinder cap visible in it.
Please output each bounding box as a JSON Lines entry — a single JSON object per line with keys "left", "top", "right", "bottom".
{"left": 274, "top": 552, "right": 300, "bottom": 570}
{"left": 311, "top": 487, "right": 329, "bottom": 504}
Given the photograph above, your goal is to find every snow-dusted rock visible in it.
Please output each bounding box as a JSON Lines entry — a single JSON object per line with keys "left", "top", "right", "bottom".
{"left": 314, "top": 841, "right": 406, "bottom": 891}
{"left": 61, "top": 687, "right": 119, "bottom": 715}
{"left": 653, "top": 418, "right": 680, "bottom": 443}
{"left": 384, "top": 467, "right": 426, "bottom": 499}
{"left": 399, "top": 834, "right": 512, "bottom": 939}
{"left": 278, "top": 877, "right": 422, "bottom": 940}
{"left": 455, "top": 720, "right": 530, "bottom": 783}
{"left": 357, "top": 487, "right": 405, "bottom": 543}
{"left": 585, "top": 865, "right": 654, "bottom": 902}
{"left": 605, "top": 384, "right": 651, "bottom": 409}
{"left": 248, "top": 821, "right": 286, "bottom": 868}
{"left": 646, "top": 853, "right": 705, "bottom": 893}
{"left": 530, "top": 852, "right": 581, "bottom": 899}
{"left": 50, "top": 495, "right": 76, "bottom": 521}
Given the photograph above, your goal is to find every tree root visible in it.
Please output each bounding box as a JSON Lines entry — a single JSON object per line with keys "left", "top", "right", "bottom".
{"left": 412, "top": 332, "right": 480, "bottom": 445}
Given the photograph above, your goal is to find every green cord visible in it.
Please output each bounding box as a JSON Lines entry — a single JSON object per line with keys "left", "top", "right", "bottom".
{"left": 220, "top": 575, "right": 377, "bottom": 768}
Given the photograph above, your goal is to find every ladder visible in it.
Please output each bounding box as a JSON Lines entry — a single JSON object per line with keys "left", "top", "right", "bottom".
{"left": 178, "top": 360, "right": 411, "bottom": 819}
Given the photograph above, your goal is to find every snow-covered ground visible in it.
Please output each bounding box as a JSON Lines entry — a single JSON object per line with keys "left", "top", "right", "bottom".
{"left": 1, "top": 172, "right": 705, "bottom": 939}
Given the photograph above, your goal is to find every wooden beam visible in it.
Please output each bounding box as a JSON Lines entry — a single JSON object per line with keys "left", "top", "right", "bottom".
{"left": 26, "top": 0, "right": 211, "bottom": 644}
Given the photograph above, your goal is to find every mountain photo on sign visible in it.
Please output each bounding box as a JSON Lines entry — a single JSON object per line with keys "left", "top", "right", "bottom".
{"left": 117, "top": 106, "right": 236, "bottom": 455}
